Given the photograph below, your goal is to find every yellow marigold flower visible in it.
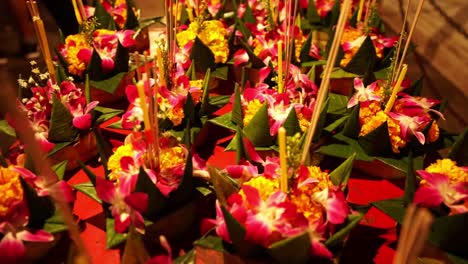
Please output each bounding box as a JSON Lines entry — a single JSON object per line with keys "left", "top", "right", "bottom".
{"left": 176, "top": 20, "right": 229, "bottom": 63}
{"left": 252, "top": 39, "right": 263, "bottom": 57}
{"left": 290, "top": 166, "right": 331, "bottom": 224}
{"left": 295, "top": 34, "right": 306, "bottom": 63}
{"left": 428, "top": 122, "right": 440, "bottom": 143}
{"left": 340, "top": 27, "right": 384, "bottom": 67}
{"left": 426, "top": 159, "right": 468, "bottom": 183}
{"left": 241, "top": 176, "right": 279, "bottom": 202}
{"left": 168, "top": 106, "right": 185, "bottom": 126}
{"left": 0, "top": 167, "right": 24, "bottom": 217}
{"left": 189, "top": 79, "right": 204, "bottom": 103}
{"left": 63, "top": 33, "right": 92, "bottom": 76}
{"left": 107, "top": 143, "right": 134, "bottom": 182}
{"left": 243, "top": 99, "right": 263, "bottom": 126}
{"left": 160, "top": 146, "right": 186, "bottom": 173}
{"left": 360, "top": 111, "right": 406, "bottom": 153}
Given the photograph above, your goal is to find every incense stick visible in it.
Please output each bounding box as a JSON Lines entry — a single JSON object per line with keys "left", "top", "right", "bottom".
{"left": 394, "top": 203, "right": 416, "bottom": 263}
{"left": 390, "top": 0, "right": 412, "bottom": 83}
{"left": 300, "top": 0, "right": 352, "bottom": 164}
{"left": 26, "top": 1, "right": 56, "bottom": 83}
{"left": 395, "top": 0, "right": 425, "bottom": 82}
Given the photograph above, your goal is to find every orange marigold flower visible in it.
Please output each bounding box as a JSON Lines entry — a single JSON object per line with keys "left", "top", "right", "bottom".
{"left": 0, "top": 166, "right": 24, "bottom": 218}
{"left": 107, "top": 143, "right": 134, "bottom": 182}
{"left": 160, "top": 146, "right": 186, "bottom": 173}
{"left": 289, "top": 166, "right": 331, "bottom": 224}
{"left": 359, "top": 101, "right": 382, "bottom": 126}
{"left": 428, "top": 122, "right": 440, "bottom": 143}
{"left": 63, "top": 34, "right": 92, "bottom": 76}
{"left": 360, "top": 111, "right": 406, "bottom": 153}
{"left": 240, "top": 176, "right": 279, "bottom": 202}
{"left": 296, "top": 110, "right": 311, "bottom": 133}
{"left": 168, "top": 106, "right": 185, "bottom": 126}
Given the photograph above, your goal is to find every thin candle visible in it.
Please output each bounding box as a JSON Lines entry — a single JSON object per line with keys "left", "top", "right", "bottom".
{"left": 278, "top": 127, "right": 288, "bottom": 193}
{"left": 357, "top": 0, "right": 365, "bottom": 23}
{"left": 385, "top": 64, "right": 408, "bottom": 113}
{"left": 277, "top": 41, "right": 284, "bottom": 93}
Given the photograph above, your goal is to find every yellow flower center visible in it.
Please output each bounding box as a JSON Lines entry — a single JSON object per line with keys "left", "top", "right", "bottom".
{"left": 160, "top": 146, "right": 186, "bottom": 173}
{"left": 0, "top": 167, "right": 24, "bottom": 218}
{"left": 108, "top": 144, "right": 134, "bottom": 182}
{"left": 243, "top": 99, "right": 263, "bottom": 126}
{"left": 426, "top": 159, "right": 468, "bottom": 184}
{"left": 241, "top": 176, "right": 279, "bottom": 202}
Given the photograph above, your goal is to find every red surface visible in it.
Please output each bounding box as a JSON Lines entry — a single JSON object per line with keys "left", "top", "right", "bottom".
{"left": 67, "top": 109, "right": 404, "bottom": 263}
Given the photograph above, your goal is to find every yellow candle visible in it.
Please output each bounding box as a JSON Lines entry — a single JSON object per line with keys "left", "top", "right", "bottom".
{"left": 357, "top": 0, "right": 366, "bottom": 23}
{"left": 277, "top": 41, "right": 284, "bottom": 93}
{"left": 136, "top": 80, "right": 151, "bottom": 130}
{"left": 278, "top": 127, "right": 288, "bottom": 193}
{"left": 385, "top": 64, "right": 408, "bottom": 113}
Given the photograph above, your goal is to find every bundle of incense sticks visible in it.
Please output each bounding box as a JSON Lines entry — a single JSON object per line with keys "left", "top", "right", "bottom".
{"left": 283, "top": 0, "right": 299, "bottom": 84}
{"left": 133, "top": 51, "right": 161, "bottom": 172}
{"left": 71, "top": 0, "right": 87, "bottom": 24}
{"left": 165, "top": 0, "right": 179, "bottom": 72}
{"left": 301, "top": 0, "right": 353, "bottom": 164}
{"left": 394, "top": 204, "right": 434, "bottom": 263}
{"left": 0, "top": 79, "right": 90, "bottom": 263}
{"left": 26, "top": 1, "right": 56, "bottom": 83}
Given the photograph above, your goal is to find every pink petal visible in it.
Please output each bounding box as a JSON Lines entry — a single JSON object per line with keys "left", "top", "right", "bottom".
{"left": 36, "top": 134, "right": 55, "bottom": 153}
{"left": 414, "top": 131, "right": 426, "bottom": 145}
{"left": 114, "top": 212, "right": 131, "bottom": 233}
{"left": 417, "top": 171, "right": 449, "bottom": 187}
{"left": 0, "top": 232, "right": 26, "bottom": 261}
{"left": 242, "top": 137, "right": 264, "bottom": 163}
{"left": 241, "top": 185, "right": 261, "bottom": 208}
{"left": 326, "top": 191, "right": 349, "bottom": 225}
{"left": 96, "top": 177, "right": 117, "bottom": 204}
{"left": 244, "top": 215, "right": 271, "bottom": 246}
{"left": 101, "top": 57, "right": 115, "bottom": 72}
{"left": 124, "top": 192, "right": 148, "bottom": 214}
{"left": 310, "top": 240, "right": 333, "bottom": 259}
{"left": 85, "top": 101, "right": 100, "bottom": 114}
{"left": 12, "top": 167, "right": 37, "bottom": 181}
{"left": 73, "top": 113, "right": 92, "bottom": 130}
{"left": 116, "top": 30, "right": 137, "bottom": 47}
{"left": 414, "top": 187, "right": 444, "bottom": 207}
{"left": 120, "top": 156, "right": 135, "bottom": 172}
{"left": 16, "top": 230, "right": 54, "bottom": 242}
{"left": 55, "top": 180, "right": 76, "bottom": 203}
{"left": 347, "top": 96, "right": 358, "bottom": 109}
{"left": 233, "top": 49, "right": 249, "bottom": 66}
{"left": 77, "top": 48, "right": 93, "bottom": 64}
{"left": 353, "top": 78, "right": 364, "bottom": 91}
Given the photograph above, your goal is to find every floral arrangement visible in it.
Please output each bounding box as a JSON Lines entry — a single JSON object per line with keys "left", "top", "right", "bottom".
{"left": 85, "top": 0, "right": 140, "bottom": 30}
{"left": 0, "top": 157, "right": 74, "bottom": 262}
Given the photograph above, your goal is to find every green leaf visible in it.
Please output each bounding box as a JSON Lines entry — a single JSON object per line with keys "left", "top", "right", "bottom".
{"left": 448, "top": 127, "right": 468, "bottom": 166}
{"left": 90, "top": 72, "right": 127, "bottom": 94}
{"left": 327, "top": 93, "right": 349, "bottom": 115}
{"left": 47, "top": 141, "right": 74, "bottom": 157}
{"left": 93, "top": 128, "right": 112, "bottom": 175}
{"left": 209, "top": 95, "right": 231, "bottom": 106}
{"left": 343, "top": 104, "right": 360, "bottom": 138}
{"left": 268, "top": 232, "right": 311, "bottom": 264}
{"left": 73, "top": 182, "right": 102, "bottom": 203}
{"left": 403, "top": 153, "right": 416, "bottom": 204}
{"left": 373, "top": 67, "right": 391, "bottom": 80}
{"left": 78, "top": 159, "right": 97, "bottom": 186}
{"left": 299, "top": 34, "right": 314, "bottom": 63}
{"left": 212, "top": 66, "right": 228, "bottom": 80}
{"left": 52, "top": 160, "right": 68, "bottom": 180}
{"left": 193, "top": 236, "right": 225, "bottom": 252}
{"left": 221, "top": 206, "right": 246, "bottom": 244}
{"left": 283, "top": 108, "right": 301, "bottom": 137}
{"left": 244, "top": 103, "right": 273, "bottom": 147}
{"left": 48, "top": 94, "right": 78, "bottom": 142}
{"left": 243, "top": 4, "right": 256, "bottom": 24}
{"left": 56, "top": 64, "right": 68, "bottom": 84}
{"left": 43, "top": 210, "right": 68, "bottom": 234}
{"left": 314, "top": 97, "right": 329, "bottom": 141}
{"left": 329, "top": 67, "right": 360, "bottom": 79}
{"left": 448, "top": 254, "right": 468, "bottom": 264}
{"left": 406, "top": 77, "right": 423, "bottom": 97}
{"left": 324, "top": 115, "right": 348, "bottom": 133}
{"left": 208, "top": 166, "right": 239, "bottom": 206}
{"left": 186, "top": 60, "right": 197, "bottom": 80}
{"left": 329, "top": 153, "right": 356, "bottom": 189}
{"left": 200, "top": 68, "right": 212, "bottom": 116}
{"left": 358, "top": 121, "right": 392, "bottom": 156}
{"left": 94, "top": 1, "right": 117, "bottom": 29}
{"left": 184, "top": 92, "right": 196, "bottom": 124}
{"left": 231, "top": 84, "right": 243, "bottom": 127}
{"left": 174, "top": 249, "right": 196, "bottom": 264}
{"left": 113, "top": 41, "right": 130, "bottom": 74}
{"left": 428, "top": 213, "right": 468, "bottom": 259}
{"left": 306, "top": 0, "right": 321, "bottom": 24}
{"left": 209, "top": 113, "right": 236, "bottom": 131}
{"left": 191, "top": 37, "right": 216, "bottom": 72}
{"left": 371, "top": 197, "right": 405, "bottom": 224}
{"left": 21, "top": 178, "right": 54, "bottom": 229}
{"left": 0, "top": 120, "right": 16, "bottom": 155}
{"left": 107, "top": 120, "right": 123, "bottom": 129}
{"left": 325, "top": 213, "right": 364, "bottom": 247}
{"left": 134, "top": 167, "right": 167, "bottom": 219}
{"left": 318, "top": 132, "right": 373, "bottom": 162}
{"left": 235, "top": 18, "right": 252, "bottom": 40}
{"left": 169, "top": 152, "right": 194, "bottom": 206}
{"left": 124, "top": 0, "right": 139, "bottom": 29}
{"left": 343, "top": 36, "right": 377, "bottom": 75}
{"left": 106, "top": 218, "right": 128, "bottom": 248}
{"left": 94, "top": 106, "right": 124, "bottom": 124}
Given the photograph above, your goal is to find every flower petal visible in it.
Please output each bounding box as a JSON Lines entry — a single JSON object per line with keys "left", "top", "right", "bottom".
{"left": 17, "top": 230, "right": 54, "bottom": 242}
{"left": 0, "top": 232, "right": 26, "bottom": 261}
{"left": 73, "top": 113, "right": 92, "bottom": 130}
{"left": 96, "top": 177, "right": 117, "bottom": 203}
{"left": 414, "top": 187, "right": 444, "bottom": 207}
{"left": 124, "top": 192, "right": 148, "bottom": 214}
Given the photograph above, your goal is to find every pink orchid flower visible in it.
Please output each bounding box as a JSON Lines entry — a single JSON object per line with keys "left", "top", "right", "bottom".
{"left": 414, "top": 170, "right": 468, "bottom": 213}
{"left": 12, "top": 167, "right": 75, "bottom": 203}
{"left": 387, "top": 112, "right": 430, "bottom": 145}
{"left": 397, "top": 95, "right": 445, "bottom": 120}
{"left": 268, "top": 100, "right": 296, "bottom": 136}
{"left": 233, "top": 49, "right": 250, "bottom": 66}
{"left": 96, "top": 177, "right": 148, "bottom": 234}
{"left": 347, "top": 78, "right": 381, "bottom": 108}
{"left": 69, "top": 101, "right": 99, "bottom": 130}
{"left": 0, "top": 200, "right": 53, "bottom": 262}
{"left": 312, "top": 187, "right": 349, "bottom": 225}
{"left": 207, "top": 0, "right": 222, "bottom": 17}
